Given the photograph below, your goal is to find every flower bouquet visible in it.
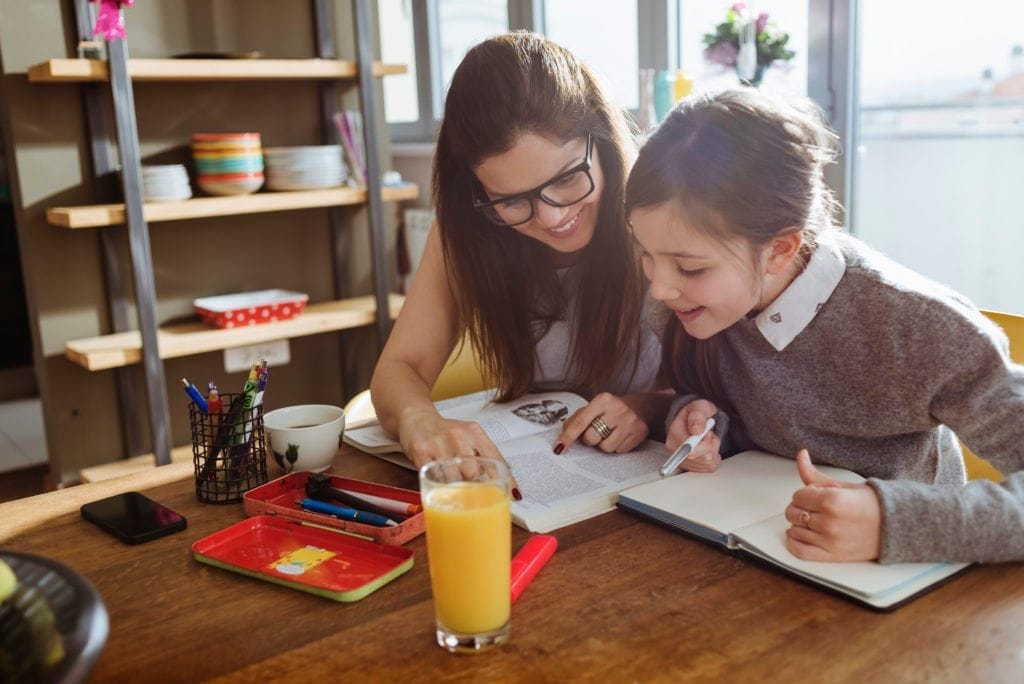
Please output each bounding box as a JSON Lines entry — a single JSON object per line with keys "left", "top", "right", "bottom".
{"left": 703, "top": 3, "right": 794, "bottom": 87}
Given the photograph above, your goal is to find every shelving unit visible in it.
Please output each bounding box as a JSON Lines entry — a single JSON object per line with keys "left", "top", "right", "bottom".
{"left": 32, "top": 0, "right": 407, "bottom": 467}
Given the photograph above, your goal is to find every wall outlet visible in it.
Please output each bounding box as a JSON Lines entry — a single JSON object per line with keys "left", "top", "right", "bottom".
{"left": 223, "top": 339, "right": 291, "bottom": 373}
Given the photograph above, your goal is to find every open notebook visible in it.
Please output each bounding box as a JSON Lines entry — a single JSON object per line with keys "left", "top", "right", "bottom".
{"left": 344, "top": 389, "right": 666, "bottom": 533}
{"left": 617, "top": 451, "right": 970, "bottom": 610}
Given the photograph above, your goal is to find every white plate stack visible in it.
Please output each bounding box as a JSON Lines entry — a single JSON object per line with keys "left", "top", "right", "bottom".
{"left": 141, "top": 164, "right": 192, "bottom": 202}
{"left": 264, "top": 145, "right": 347, "bottom": 191}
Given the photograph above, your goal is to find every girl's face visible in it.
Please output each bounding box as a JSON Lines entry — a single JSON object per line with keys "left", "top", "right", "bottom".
{"left": 630, "top": 202, "right": 767, "bottom": 340}
{"left": 473, "top": 132, "right": 604, "bottom": 258}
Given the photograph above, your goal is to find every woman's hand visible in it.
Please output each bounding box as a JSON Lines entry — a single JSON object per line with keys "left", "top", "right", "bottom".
{"left": 555, "top": 392, "right": 650, "bottom": 454}
{"left": 664, "top": 399, "right": 722, "bottom": 472}
{"left": 398, "top": 408, "right": 520, "bottom": 498}
{"left": 783, "top": 449, "right": 882, "bottom": 562}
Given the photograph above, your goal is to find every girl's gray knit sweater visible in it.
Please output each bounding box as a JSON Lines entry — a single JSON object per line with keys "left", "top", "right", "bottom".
{"left": 668, "top": 232, "right": 1024, "bottom": 563}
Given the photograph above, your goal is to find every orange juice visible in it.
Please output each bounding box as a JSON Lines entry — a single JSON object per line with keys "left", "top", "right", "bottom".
{"left": 424, "top": 482, "right": 511, "bottom": 635}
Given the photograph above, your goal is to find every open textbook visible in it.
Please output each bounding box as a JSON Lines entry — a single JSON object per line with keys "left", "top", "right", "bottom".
{"left": 344, "top": 389, "right": 666, "bottom": 533}
{"left": 617, "top": 451, "right": 971, "bottom": 610}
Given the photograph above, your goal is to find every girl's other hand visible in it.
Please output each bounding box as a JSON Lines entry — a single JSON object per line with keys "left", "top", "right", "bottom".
{"left": 555, "top": 392, "right": 650, "bottom": 455}
{"left": 783, "top": 449, "right": 881, "bottom": 562}
{"left": 665, "top": 399, "right": 722, "bottom": 472}
{"left": 399, "top": 409, "right": 521, "bottom": 499}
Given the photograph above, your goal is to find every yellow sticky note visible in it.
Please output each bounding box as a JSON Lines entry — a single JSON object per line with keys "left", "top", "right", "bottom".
{"left": 270, "top": 545, "right": 336, "bottom": 576}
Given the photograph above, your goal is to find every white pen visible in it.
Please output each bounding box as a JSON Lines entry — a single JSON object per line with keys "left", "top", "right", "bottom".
{"left": 659, "top": 417, "right": 716, "bottom": 477}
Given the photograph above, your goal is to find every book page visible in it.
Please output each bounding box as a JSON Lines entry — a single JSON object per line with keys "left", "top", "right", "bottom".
{"left": 734, "top": 515, "right": 968, "bottom": 607}
{"left": 506, "top": 429, "right": 666, "bottom": 531}
{"left": 617, "top": 451, "right": 863, "bottom": 538}
{"left": 344, "top": 389, "right": 589, "bottom": 452}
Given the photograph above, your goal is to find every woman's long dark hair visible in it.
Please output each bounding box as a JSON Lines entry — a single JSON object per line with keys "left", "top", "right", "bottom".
{"left": 434, "top": 32, "right": 644, "bottom": 401}
{"left": 625, "top": 89, "right": 841, "bottom": 410}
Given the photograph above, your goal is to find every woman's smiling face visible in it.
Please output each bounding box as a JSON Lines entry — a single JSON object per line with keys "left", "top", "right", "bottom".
{"left": 473, "top": 132, "right": 604, "bottom": 257}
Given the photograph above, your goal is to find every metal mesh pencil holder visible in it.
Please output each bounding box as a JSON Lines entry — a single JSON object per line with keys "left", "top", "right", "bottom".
{"left": 189, "top": 392, "right": 267, "bottom": 503}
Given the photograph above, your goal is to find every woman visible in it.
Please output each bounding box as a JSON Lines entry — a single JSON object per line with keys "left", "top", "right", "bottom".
{"left": 370, "top": 33, "right": 667, "bottom": 482}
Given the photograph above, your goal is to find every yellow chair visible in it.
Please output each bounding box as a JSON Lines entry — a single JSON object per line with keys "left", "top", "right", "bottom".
{"left": 344, "top": 338, "right": 488, "bottom": 424}
{"left": 962, "top": 309, "right": 1024, "bottom": 481}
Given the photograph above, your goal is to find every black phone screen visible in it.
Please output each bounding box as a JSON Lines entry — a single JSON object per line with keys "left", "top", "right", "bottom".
{"left": 81, "top": 492, "right": 187, "bottom": 544}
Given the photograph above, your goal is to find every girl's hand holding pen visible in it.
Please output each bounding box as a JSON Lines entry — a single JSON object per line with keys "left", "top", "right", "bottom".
{"left": 665, "top": 399, "right": 722, "bottom": 472}
{"left": 399, "top": 408, "right": 522, "bottom": 500}
{"left": 784, "top": 449, "right": 882, "bottom": 562}
{"left": 554, "top": 392, "right": 649, "bottom": 455}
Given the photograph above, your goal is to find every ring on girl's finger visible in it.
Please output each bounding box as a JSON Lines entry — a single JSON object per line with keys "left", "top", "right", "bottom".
{"left": 800, "top": 510, "right": 811, "bottom": 526}
{"left": 589, "top": 417, "right": 613, "bottom": 441}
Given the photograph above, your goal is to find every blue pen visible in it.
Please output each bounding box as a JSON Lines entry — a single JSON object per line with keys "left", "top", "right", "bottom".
{"left": 182, "top": 378, "right": 209, "bottom": 414}
{"left": 296, "top": 498, "right": 398, "bottom": 528}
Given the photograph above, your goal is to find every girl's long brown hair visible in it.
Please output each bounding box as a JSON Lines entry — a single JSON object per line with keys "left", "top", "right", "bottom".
{"left": 434, "top": 32, "right": 644, "bottom": 401}
{"left": 625, "top": 89, "right": 841, "bottom": 410}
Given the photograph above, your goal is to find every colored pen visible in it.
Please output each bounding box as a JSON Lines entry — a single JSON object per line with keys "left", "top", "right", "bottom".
{"left": 206, "top": 382, "right": 222, "bottom": 450}
{"left": 336, "top": 489, "right": 422, "bottom": 516}
{"left": 511, "top": 534, "right": 558, "bottom": 603}
{"left": 659, "top": 417, "right": 716, "bottom": 477}
{"left": 296, "top": 498, "right": 398, "bottom": 528}
{"left": 305, "top": 475, "right": 405, "bottom": 523}
{"left": 182, "top": 378, "right": 209, "bottom": 414}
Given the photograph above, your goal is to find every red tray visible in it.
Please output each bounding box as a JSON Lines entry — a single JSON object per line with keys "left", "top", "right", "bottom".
{"left": 192, "top": 516, "right": 414, "bottom": 602}
{"left": 243, "top": 471, "right": 424, "bottom": 545}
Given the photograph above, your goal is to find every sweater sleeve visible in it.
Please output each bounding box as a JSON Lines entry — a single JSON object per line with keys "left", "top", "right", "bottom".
{"left": 869, "top": 314, "right": 1024, "bottom": 563}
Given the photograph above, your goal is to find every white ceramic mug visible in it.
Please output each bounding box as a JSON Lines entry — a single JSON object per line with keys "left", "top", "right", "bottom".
{"left": 262, "top": 404, "right": 345, "bottom": 473}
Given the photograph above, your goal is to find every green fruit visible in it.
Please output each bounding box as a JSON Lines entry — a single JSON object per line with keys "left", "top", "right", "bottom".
{"left": 0, "top": 560, "right": 15, "bottom": 603}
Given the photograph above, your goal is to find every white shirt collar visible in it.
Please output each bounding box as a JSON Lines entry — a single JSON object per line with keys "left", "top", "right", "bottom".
{"left": 754, "top": 232, "right": 846, "bottom": 351}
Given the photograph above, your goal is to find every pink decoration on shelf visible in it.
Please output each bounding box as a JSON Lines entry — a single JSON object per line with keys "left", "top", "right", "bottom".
{"left": 92, "top": 0, "right": 135, "bottom": 41}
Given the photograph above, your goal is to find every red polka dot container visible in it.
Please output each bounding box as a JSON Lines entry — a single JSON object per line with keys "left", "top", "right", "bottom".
{"left": 193, "top": 289, "right": 309, "bottom": 329}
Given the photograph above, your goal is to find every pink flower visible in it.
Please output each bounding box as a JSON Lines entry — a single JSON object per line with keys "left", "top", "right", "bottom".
{"left": 730, "top": 2, "right": 747, "bottom": 12}
{"left": 755, "top": 12, "right": 769, "bottom": 35}
{"left": 705, "top": 41, "right": 739, "bottom": 68}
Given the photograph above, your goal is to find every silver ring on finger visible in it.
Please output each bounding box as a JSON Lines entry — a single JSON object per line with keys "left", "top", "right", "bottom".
{"left": 589, "top": 417, "right": 613, "bottom": 441}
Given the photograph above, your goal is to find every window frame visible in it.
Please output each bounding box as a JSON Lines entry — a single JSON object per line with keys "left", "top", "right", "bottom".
{"left": 384, "top": 0, "right": 855, "bottom": 225}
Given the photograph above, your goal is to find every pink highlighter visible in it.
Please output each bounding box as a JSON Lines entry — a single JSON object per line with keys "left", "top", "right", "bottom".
{"left": 510, "top": 534, "right": 558, "bottom": 603}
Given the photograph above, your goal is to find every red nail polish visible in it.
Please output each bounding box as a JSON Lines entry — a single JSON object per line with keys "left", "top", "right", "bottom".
{"left": 553, "top": 443, "right": 564, "bottom": 455}
{"left": 512, "top": 488, "right": 523, "bottom": 501}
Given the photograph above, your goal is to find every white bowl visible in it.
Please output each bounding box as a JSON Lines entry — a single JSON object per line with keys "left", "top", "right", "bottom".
{"left": 263, "top": 404, "right": 345, "bottom": 473}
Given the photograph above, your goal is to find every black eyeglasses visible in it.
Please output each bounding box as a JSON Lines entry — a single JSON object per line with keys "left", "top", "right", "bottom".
{"left": 472, "top": 133, "right": 595, "bottom": 227}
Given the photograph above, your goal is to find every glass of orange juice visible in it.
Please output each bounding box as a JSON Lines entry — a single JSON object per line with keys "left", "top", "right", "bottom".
{"left": 419, "top": 457, "right": 511, "bottom": 653}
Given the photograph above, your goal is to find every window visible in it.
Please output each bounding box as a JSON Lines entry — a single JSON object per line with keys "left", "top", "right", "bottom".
{"left": 545, "top": 1, "right": 639, "bottom": 109}
{"left": 380, "top": 1, "right": 648, "bottom": 141}
{"left": 851, "top": 0, "right": 1024, "bottom": 311}
{"left": 379, "top": 0, "right": 419, "bottom": 123}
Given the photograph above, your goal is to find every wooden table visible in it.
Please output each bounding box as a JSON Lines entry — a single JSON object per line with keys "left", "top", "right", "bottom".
{"left": 3, "top": 446, "right": 1023, "bottom": 682}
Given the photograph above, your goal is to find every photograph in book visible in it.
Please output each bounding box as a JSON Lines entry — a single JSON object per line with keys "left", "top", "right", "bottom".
{"left": 344, "top": 389, "right": 667, "bottom": 533}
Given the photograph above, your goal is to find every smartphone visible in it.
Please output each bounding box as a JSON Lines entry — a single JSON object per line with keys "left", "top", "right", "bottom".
{"left": 80, "top": 491, "right": 187, "bottom": 545}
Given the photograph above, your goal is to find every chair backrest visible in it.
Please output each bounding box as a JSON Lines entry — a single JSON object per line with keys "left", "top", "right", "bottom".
{"left": 429, "top": 338, "right": 489, "bottom": 401}
{"left": 962, "top": 309, "right": 1024, "bottom": 481}
{"left": 345, "top": 338, "right": 489, "bottom": 424}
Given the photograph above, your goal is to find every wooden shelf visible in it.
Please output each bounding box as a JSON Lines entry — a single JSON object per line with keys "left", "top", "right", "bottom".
{"left": 65, "top": 294, "right": 405, "bottom": 371}
{"left": 47, "top": 183, "right": 420, "bottom": 229}
{"left": 27, "top": 58, "right": 407, "bottom": 82}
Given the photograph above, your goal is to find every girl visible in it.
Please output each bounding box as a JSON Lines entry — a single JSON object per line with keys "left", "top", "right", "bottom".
{"left": 370, "top": 33, "right": 667, "bottom": 479}
{"left": 627, "top": 89, "right": 1024, "bottom": 564}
